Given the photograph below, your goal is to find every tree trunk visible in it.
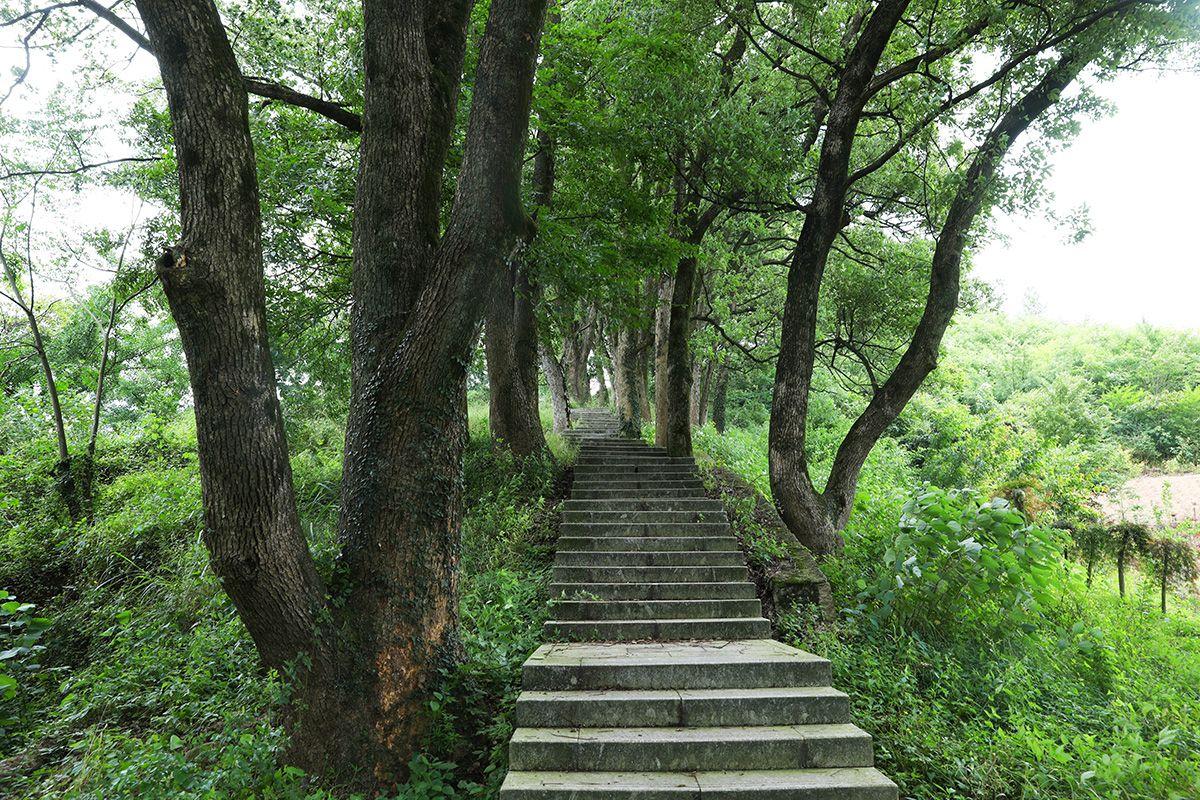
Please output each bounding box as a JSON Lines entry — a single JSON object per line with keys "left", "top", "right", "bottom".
{"left": 135, "top": 0, "right": 546, "bottom": 790}
{"left": 712, "top": 358, "right": 730, "bottom": 433}
{"left": 334, "top": 0, "right": 545, "bottom": 785}
{"left": 1118, "top": 547, "right": 1127, "bottom": 597}
{"left": 693, "top": 356, "right": 714, "bottom": 428}
{"left": 539, "top": 339, "right": 571, "bottom": 433}
{"left": 664, "top": 253, "right": 698, "bottom": 457}
{"left": 615, "top": 326, "right": 644, "bottom": 437}
{"left": 485, "top": 261, "right": 548, "bottom": 457}
{"left": 689, "top": 359, "right": 704, "bottom": 428}
{"left": 563, "top": 305, "right": 596, "bottom": 404}
{"left": 594, "top": 332, "right": 611, "bottom": 406}
{"left": 637, "top": 322, "right": 654, "bottom": 422}
{"left": 1162, "top": 552, "right": 1169, "bottom": 614}
{"left": 652, "top": 273, "right": 673, "bottom": 446}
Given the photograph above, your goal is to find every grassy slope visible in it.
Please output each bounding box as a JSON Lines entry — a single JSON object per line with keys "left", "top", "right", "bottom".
{"left": 0, "top": 403, "right": 570, "bottom": 800}
{"left": 693, "top": 423, "right": 1200, "bottom": 800}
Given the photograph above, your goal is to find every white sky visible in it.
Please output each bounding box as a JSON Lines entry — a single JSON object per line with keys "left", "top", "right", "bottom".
{"left": 974, "top": 67, "right": 1200, "bottom": 331}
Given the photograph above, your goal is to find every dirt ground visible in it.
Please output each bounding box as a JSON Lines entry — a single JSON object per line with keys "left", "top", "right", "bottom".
{"left": 1100, "top": 472, "right": 1200, "bottom": 526}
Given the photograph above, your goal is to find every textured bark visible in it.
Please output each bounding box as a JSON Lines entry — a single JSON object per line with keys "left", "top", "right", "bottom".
{"left": 563, "top": 305, "right": 597, "bottom": 403}
{"left": 614, "top": 326, "right": 644, "bottom": 437}
{"left": 768, "top": 0, "right": 912, "bottom": 555}
{"left": 770, "top": 2, "right": 1085, "bottom": 555}
{"left": 594, "top": 332, "right": 611, "bottom": 405}
{"left": 663, "top": 252, "right": 698, "bottom": 457}
{"left": 134, "top": 0, "right": 327, "bottom": 671}
{"left": 539, "top": 339, "right": 571, "bottom": 433}
{"left": 711, "top": 358, "right": 730, "bottom": 433}
{"left": 335, "top": 0, "right": 546, "bottom": 785}
{"left": 134, "top": 0, "right": 547, "bottom": 789}
{"left": 652, "top": 273, "right": 673, "bottom": 446}
{"left": 486, "top": 261, "right": 548, "bottom": 456}
{"left": 695, "top": 356, "right": 715, "bottom": 428}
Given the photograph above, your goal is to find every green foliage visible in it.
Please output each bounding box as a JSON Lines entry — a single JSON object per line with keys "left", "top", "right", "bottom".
{"left": 852, "top": 487, "right": 1063, "bottom": 636}
{"left": 0, "top": 591, "right": 51, "bottom": 734}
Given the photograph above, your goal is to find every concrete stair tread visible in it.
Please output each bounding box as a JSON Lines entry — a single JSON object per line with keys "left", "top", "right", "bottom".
{"left": 500, "top": 768, "right": 898, "bottom": 797}
{"left": 545, "top": 618, "right": 772, "bottom": 641}
{"left": 513, "top": 723, "right": 869, "bottom": 744}
{"left": 518, "top": 686, "right": 848, "bottom": 703}
{"left": 551, "top": 582, "right": 758, "bottom": 600}
{"left": 551, "top": 598, "right": 763, "bottom": 621}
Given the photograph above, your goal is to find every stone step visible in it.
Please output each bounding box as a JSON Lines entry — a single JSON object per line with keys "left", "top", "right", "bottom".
{"left": 523, "top": 641, "right": 833, "bottom": 690}
{"left": 577, "top": 456, "right": 696, "bottom": 466}
{"left": 574, "top": 465, "right": 697, "bottom": 477}
{"left": 571, "top": 486, "right": 705, "bottom": 500}
{"left": 545, "top": 617, "right": 772, "bottom": 641}
{"left": 570, "top": 479, "right": 703, "bottom": 489}
{"left": 509, "top": 723, "right": 873, "bottom": 772}
{"left": 557, "top": 536, "right": 739, "bottom": 552}
{"left": 554, "top": 551, "right": 744, "bottom": 567}
{"left": 514, "top": 686, "right": 851, "bottom": 728}
{"left": 551, "top": 598, "right": 763, "bottom": 621}
{"left": 499, "top": 768, "right": 899, "bottom": 799}
{"left": 561, "top": 511, "right": 728, "bottom": 525}
{"left": 552, "top": 565, "right": 749, "bottom": 583}
{"left": 550, "top": 581, "right": 758, "bottom": 601}
{"left": 560, "top": 522, "right": 729, "bottom": 537}
{"left": 563, "top": 498, "right": 725, "bottom": 512}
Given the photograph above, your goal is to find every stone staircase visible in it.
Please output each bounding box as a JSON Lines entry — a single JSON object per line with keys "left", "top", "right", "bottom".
{"left": 500, "top": 408, "right": 897, "bottom": 798}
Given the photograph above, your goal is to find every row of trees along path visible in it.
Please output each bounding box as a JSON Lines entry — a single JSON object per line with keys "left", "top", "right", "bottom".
{"left": 500, "top": 408, "right": 897, "bottom": 798}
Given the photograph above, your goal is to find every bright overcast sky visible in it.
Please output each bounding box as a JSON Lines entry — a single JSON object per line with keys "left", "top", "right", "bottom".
{"left": 974, "top": 67, "right": 1200, "bottom": 331}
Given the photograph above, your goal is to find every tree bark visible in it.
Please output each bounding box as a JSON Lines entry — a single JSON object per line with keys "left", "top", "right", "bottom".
{"left": 539, "top": 338, "right": 571, "bottom": 433}
{"left": 134, "top": 0, "right": 328, "bottom": 683}
{"left": 615, "top": 325, "right": 644, "bottom": 437}
{"left": 135, "top": 0, "right": 547, "bottom": 789}
{"left": 563, "top": 305, "right": 596, "bottom": 404}
{"left": 594, "top": 331, "right": 611, "bottom": 405}
{"left": 334, "top": 0, "right": 546, "bottom": 785}
{"left": 486, "top": 260, "right": 548, "bottom": 457}
{"left": 769, "top": 11, "right": 1087, "bottom": 554}
{"left": 652, "top": 272, "right": 673, "bottom": 446}
{"left": 712, "top": 358, "right": 730, "bottom": 433}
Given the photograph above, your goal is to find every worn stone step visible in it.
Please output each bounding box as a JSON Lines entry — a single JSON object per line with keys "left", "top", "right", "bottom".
{"left": 575, "top": 463, "right": 696, "bottom": 474}
{"left": 577, "top": 456, "right": 696, "bottom": 466}
{"left": 515, "top": 686, "right": 850, "bottom": 728}
{"left": 559, "top": 522, "right": 729, "bottom": 537}
{"left": 510, "top": 723, "right": 872, "bottom": 772}
{"left": 551, "top": 598, "right": 763, "bottom": 621}
{"left": 571, "top": 486, "right": 705, "bottom": 500}
{"left": 552, "top": 565, "right": 749, "bottom": 583}
{"left": 523, "top": 640, "right": 833, "bottom": 690}
{"left": 550, "top": 582, "right": 758, "bottom": 601}
{"left": 564, "top": 498, "right": 725, "bottom": 512}
{"left": 544, "top": 617, "right": 772, "bottom": 641}
{"left": 561, "top": 511, "right": 728, "bottom": 526}
{"left": 554, "top": 551, "right": 744, "bottom": 568}
{"left": 499, "top": 768, "right": 899, "bottom": 799}
{"left": 557, "top": 536, "right": 739, "bottom": 552}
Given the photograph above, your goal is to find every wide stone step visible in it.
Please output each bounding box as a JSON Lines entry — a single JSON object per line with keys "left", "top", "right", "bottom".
{"left": 499, "top": 768, "right": 899, "bottom": 799}
{"left": 515, "top": 686, "right": 850, "bottom": 728}
{"left": 523, "top": 641, "right": 833, "bottom": 690}
{"left": 550, "top": 581, "right": 758, "bottom": 601}
{"left": 564, "top": 498, "right": 725, "bottom": 512}
{"left": 554, "top": 551, "right": 744, "bottom": 567}
{"left": 577, "top": 456, "right": 696, "bottom": 466}
{"left": 509, "top": 724, "right": 873, "bottom": 772}
{"left": 571, "top": 486, "right": 705, "bottom": 499}
{"left": 552, "top": 565, "right": 749, "bottom": 583}
{"left": 562, "top": 511, "right": 727, "bottom": 525}
{"left": 557, "top": 536, "right": 739, "bottom": 552}
{"left": 571, "top": 479, "right": 704, "bottom": 491}
{"left": 551, "top": 598, "right": 763, "bottom": 621}
{"left": 544, "top": 617, "right": 772, "bottom": 641}
{"left": 574, "top": 467, "right": 697, "bottom": 479}
{"left": 560, "top": 522, "right": 729, "bottom": 537}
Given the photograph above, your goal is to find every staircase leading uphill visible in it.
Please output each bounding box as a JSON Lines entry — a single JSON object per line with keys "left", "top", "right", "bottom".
{"left": 500, "top": 409, "right": 897, "bottom": 798}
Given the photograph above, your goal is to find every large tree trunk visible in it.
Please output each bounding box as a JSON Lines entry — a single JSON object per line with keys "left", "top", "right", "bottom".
{"left": 769, "top": 5, "right": 1085, "bottom": 554}
{"left": 539, "top": 339, "right": 571, "bottom": 433}
{"left": 134, "top": 0, "right": 327, "bottom": 674}
{"left": 711, "top": 358, "right": 730, "bottom": 433}
{"left": 652, "top": 273, "right": 673, "bottom": 446}
{"left": 136, "top": 0, "right": 547, "bottom": 789}
{"left": 769, "top": 0, "right": 916, "bottom": 554}
{"left": 594, "top": 331, "right": 611, "bottom": 406}
{"left": 335, "top": 0, "right": 546, "bottom": 785}
{"left": 563, "top": 305, "right": 596, "bottom": 404}
{"left": 486, "top": 261, "right": 548, "bottom": 456}
{"left": 614, "top": 326, "right": 644, "bottom": 437}
{"left": 663, "top": 253, "right": 698, "bottom": 457}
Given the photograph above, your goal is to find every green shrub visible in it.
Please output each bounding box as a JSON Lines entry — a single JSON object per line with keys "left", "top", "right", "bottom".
{"left": 852, "top": 487, "right": 1062, "bottom": 636}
